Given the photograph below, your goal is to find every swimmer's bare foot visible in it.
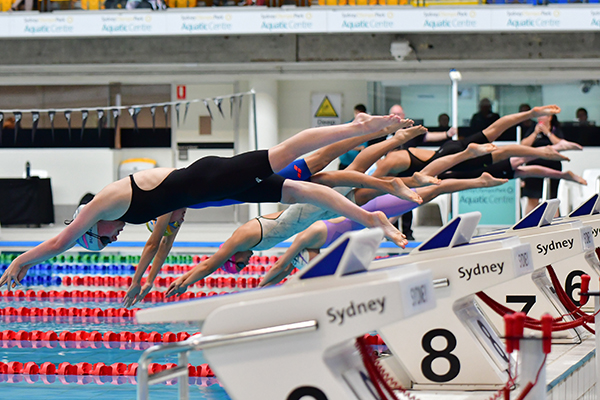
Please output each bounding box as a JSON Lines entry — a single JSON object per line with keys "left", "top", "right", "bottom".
{"left": 478, "top": 172, "right": 508, "bottom": 187}
{"left": 466, "top": 142, "right": 497, "bottom": 158}
{"left": 530, "top": 105, "right": 561, "bottom": 118}
{"left": 541, "top": 146, "right": 570, "bottom": 161}
{"left": 411, "top": 172, "right": 441, "bottom": 187}
{"left": 353, "top": 113, "right": 401, "bottom": 135}
{"left": 552, "top": 139, "right": 583, "bottom": 152}
{"left": 365, "top": 211, "right": 407, "bottom": 248}
{"left": 564, "top": 171, "right": 587, "bottom": 185}
{"left": 389, "top": 178, "right": 423, "bottom": 204}
{"left": 395, "top": 125, "right": 427, "bottom": 142}
{"left": 398, "top": 118, "right": 414, "bottom": 129}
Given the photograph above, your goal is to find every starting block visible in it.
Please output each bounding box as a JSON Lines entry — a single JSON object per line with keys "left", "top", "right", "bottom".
{"left": 549, "top": 194, "right": 600, "bottom": 309}
{"left": 470, "top": 199, "right": 595, "bottom": 342}
{"left": 370, "top": 212, "right": 533, "bottom": 389}
{"left": 135, "top": 228, "right": 435, "bottom": 400}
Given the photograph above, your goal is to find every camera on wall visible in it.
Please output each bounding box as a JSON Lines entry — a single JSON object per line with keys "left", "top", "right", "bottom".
{"left": 390, "top": 40, "right": 413, "bottom": 61}
{"left": 581, "top": 80, "right": 599, "bottom": 94}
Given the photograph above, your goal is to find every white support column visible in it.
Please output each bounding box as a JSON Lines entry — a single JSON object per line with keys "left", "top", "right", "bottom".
{"left": 449, "top": 69, "right": 462, "bottom": 223}
{"left": 249, "top": 79, "right": 279, "bottom": 218}
{"left": 519, "top": 339, "right": 547, "bottom": 400}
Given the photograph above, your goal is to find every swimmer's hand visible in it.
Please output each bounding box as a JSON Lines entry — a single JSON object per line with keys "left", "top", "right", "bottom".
{"left": 0, "top": 262, "right": 27, "bottom": 289}
{"left": 165, "top": 278, "right": 188, "bottom": 298}
{"left": 123, "top": 281, "right": 153, "bottom": 307}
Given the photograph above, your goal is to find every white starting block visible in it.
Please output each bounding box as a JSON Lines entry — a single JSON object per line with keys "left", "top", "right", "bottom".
{"left": 550, "top": 194, "right": 600, "bottom": 308}
{"left": 369, "top": 212, "right": 533, "bottom": 390}
{"left": 470, "top": 199, "right": 595, "bottom": 342}
{"left": 135, "top": 228, "right": 436, "bottom": 400}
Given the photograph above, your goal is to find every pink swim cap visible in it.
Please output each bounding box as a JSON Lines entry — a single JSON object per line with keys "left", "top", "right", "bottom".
{"left": 221, "top": 260, "right": 239, "bottom": 274}
{"left": 219, "top": 244, "right": 239, "bottom": 274}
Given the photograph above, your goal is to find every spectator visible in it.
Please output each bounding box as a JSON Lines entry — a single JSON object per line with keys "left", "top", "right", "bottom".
{"left": 521, "top": 114, "right": 565, "bottom": 214}
{"left": 338, "top": 104, "right": 369, "bottom": 170}
{"left": 3, "top": 117, "right": 15, "bottom": 129}
{"left": 470, "top": 98, "right": 500, "bottom": 134}
{"left": 517, "top": 104, "right": 535, "bottom": 134}
{"left": 576, "top": 108, "right": 589, "bottom": 125}
{"left": 438, "top": 113, "right": 450, "bottom": 130}
{"left": 125, "top": 0, "right": 166, "bottom": 9}
{"left": 9, "top": 0, "right": 37, "bottom": 11}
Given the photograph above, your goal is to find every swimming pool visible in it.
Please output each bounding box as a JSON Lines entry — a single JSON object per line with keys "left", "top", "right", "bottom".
{"left": 0, "top": 252, "right": 276, "bottom": 400}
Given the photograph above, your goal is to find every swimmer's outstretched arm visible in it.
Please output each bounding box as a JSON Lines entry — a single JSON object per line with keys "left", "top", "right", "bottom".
{"left": 423, "top": 127, "right": 456, "bottom": 142}
{"left": 123, "top": 211, "right": 181, "bottom": 307}
{"left": 165, "top": 224, "right": 261, "bottom": 297}
{"left": 259, "top": 222, "right": 328, "bottom": 288}
{"left": 0, "top": 197, "right": 110, "bottom": 288}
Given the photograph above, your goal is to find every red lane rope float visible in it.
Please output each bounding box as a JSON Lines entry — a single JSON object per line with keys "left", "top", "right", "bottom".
{"left": 157, "top": 263, "right": 275, "bottom": 275}
{"left": 0, "top": 329, "right": 196, "bottom": 347}
{"left": 0, "top": 306, "right": 140, "bottom": 319}
{"left": 60, "top": 275, "right": 264, "bottom": 289}
{"left": 0, "top": 361, "right": 214, "bottom": 377}
{"left": 0, "top": 289, "right": 231, "bottom": 302}
{"left": 0, "top": 373, "right": 220, "bottom": 386}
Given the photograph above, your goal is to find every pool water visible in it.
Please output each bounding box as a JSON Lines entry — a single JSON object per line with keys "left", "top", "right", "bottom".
{"left": 0, "top": 254, "right": 249, "bottom": 400}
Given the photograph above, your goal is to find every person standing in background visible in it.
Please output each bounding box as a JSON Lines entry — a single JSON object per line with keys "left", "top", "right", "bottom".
{"left": 438, "top": 113, "right": 450, "bottom": 130}
{"left": 521, "top": 113, "right": 566, "bottom": 214}
{"left": 470, "top": 98, "right": 500, "bottom": 135}
{"left": 576, "top": 108, "right": 589, "bottom": 125}
{"left": 338, "top": 104, "right": 369, "bottom": 170}
{"left": 517, "top": 104, "right": 535, "bottom": 134}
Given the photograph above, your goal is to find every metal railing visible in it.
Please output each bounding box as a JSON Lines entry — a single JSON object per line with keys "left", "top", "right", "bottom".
{"left": 137, "top": 320, "right": 318, "bottom": 400}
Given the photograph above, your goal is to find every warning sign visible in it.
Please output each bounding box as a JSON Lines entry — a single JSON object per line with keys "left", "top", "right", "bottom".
{"left": 311, "top": 93, "right": 342, "bottom": 127}
{"left": 315, "top": 96, "right": 338, "bottom": 118}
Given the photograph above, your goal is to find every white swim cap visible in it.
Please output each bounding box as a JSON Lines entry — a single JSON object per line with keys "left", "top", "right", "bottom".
{"left": 73, "top": 205, "right": 106, "bottom": 251}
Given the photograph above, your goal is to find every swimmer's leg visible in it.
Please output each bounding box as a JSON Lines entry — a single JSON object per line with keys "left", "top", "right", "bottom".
{"left": 420, "top": 142, "right": 497, "bottom": 177}
{"left": 416, "top": 173, "right": 508, "bottom": 203}
{"left": 514, "top": 166, "right": 587, "bottom": 185}
{"left": 346, "top": 125, "right": 426, "bottom": 173}
{"left": 281, "top": 180, "right": 407, "bottom": 247}
{"left": 482, "top": 105, "right": 561, "bottom": 142}
{"left": 268, "top": 113, "right": 402, "bottom": 173}
{"left": 490, "top": 144, "right": 569, "bottom": 163}
{"left": 310, "top": 169, "right": 423, "bottom": 204}
{"left": 304, "top": 118, "right": 414, "bottom": 173}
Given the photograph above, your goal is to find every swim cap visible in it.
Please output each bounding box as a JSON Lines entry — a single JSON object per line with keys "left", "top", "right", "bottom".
{"left": 146, "top": 219, "right": 181, "bottom": 236}
{"left": 73, "top": 205, "right": 106, "bottom": 251}
{"left": 221, "top": 259, "right": 240, "bottom": 274}
{"left": 218, "top": 244, "right": 243, "bottom": 274}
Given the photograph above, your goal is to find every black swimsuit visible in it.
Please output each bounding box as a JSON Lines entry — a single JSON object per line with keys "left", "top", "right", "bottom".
{"left": 118, "top": 150, "right": 285, "bottom": 224}
{"left": 396, "top": 131, "right": 493, "bottom": 178}
{"left": 396, "top": 148, "right": 430, "bottom": 178}
{"left": 438, "top": 159, "right": 516, "bottom": 180}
